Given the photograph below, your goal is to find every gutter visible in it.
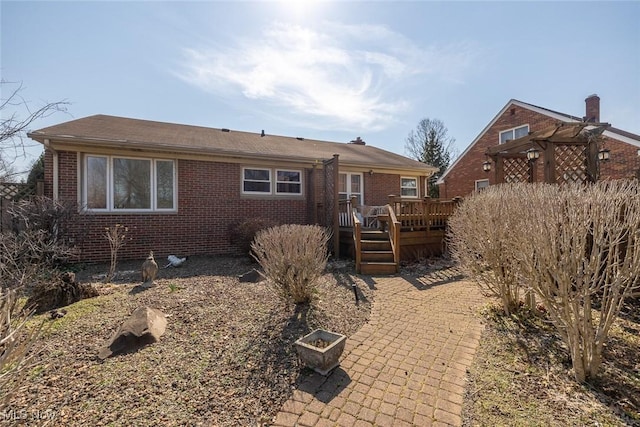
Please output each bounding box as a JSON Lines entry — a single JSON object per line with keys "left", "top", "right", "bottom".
{"left": 31, "top": 133, "right": 438, "bottom": 176}
{"left": 43, "top": 139, "right": 58, "bottom": 201}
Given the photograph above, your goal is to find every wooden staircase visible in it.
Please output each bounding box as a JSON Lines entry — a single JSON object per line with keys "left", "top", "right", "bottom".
{"left": 358, "top": 230, "right": 398, "bottom": 275}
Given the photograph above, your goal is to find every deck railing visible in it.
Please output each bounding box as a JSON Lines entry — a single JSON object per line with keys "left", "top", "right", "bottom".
{"left": 338, "top": 199, "right": 353, "bottom": 227}
{"left": 386, "top": 204, "right": 401, "bottom": 271}
{"left": 388, "top": 196, "right": 460, "bottom": 231}
{"left": 352, "top": 207, "right": 362, "bottom": 272}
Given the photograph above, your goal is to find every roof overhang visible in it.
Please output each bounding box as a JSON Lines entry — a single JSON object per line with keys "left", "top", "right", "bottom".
{"left": 29, "top": 132, "right": 437, "bottom": 177}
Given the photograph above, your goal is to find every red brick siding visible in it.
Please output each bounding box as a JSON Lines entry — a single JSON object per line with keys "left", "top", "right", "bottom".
{"left": 51, "top": 154, "right": 309, "bottom": 262}
{"left": 438, "top": 105, "right": 639, "bottom": 198}
{"left": 365, "top": 172, "right": 404, "bottom": 205}
{"left": 599, "top": 137, "right": 640, "bottom": 180}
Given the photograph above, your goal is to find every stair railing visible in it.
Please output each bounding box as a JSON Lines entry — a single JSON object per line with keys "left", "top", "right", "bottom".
{"left": 386, "top": 204, "right": 401, "bottom": 272}
{"left": 352, "top": 207, "right": 362, "bottom": 273}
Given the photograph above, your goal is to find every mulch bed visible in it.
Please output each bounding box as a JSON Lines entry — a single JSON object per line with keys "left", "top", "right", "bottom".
{"left": 9, "top": 256, "right": 373, "bottom": 426}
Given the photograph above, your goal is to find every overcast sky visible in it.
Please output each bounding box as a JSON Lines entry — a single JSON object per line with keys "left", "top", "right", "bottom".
{"left": 2, "top": 1, "right": 639, "bottom": 177}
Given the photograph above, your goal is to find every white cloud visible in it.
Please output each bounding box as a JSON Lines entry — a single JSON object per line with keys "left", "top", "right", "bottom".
{"left": 177, "top": 21, "right": 480, "bottom": 132}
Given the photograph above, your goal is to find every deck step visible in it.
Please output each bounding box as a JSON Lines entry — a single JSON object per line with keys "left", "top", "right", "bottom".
{"left": 361, "top": 230, "right": 389, "bottom": 240}
{"left": 361, "top": 250, "right": 394, "bottom": 262}
{"left": 360, "top": 262, "right": 398, "bottom": 275}
{"left": 361, "top": 240, "right": 392, "bottom": 251}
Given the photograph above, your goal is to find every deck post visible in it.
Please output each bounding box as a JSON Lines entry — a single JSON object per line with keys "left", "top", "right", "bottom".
{"left": 350, "top": 195, "right": 359, "bottom": 210}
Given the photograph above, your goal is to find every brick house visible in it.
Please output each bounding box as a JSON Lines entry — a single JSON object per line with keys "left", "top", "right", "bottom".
{"left": 437, "top": 95, "right": 640, "bottom": 198}
{"left": 28, "top": 115, "right": 437, "bottom": 262}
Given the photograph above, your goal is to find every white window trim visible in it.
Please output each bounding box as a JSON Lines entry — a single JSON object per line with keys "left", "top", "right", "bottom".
{"left": 241, "top": 167, "right": 304, "bottom": 196}
{"left": 82, "top": 154, "right": 177, "bottom": 213}
{"left": 275, "top": 169, "right": 303, "bottom": 195}
{"left": 339, "top": 172, "right": 364, "bottom": 203}
{"left": 475, "top": 179, "right": 489, "bottom": 191}
{"left": 499, "top": 124, "right": 529, "bottom": 144}
{"left": 400, "top": 176, "right": 419, "bottom": 198}
{"left": 242, "top": 167, "right": 272, "bottom": 195}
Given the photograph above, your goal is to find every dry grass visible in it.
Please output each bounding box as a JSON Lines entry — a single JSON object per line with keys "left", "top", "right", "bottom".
{"left": 6, "top": 256, "right": 372, "bottom": 426}
{"left": 462, "top": 298, "right": 640, "bottom": 426}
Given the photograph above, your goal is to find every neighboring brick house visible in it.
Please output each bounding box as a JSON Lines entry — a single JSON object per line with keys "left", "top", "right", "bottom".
{"left": 437, "top": 95, "right": 640, "bottom": 198}
{"left": 28, "top": 115, "right": 436, "bottom": 262}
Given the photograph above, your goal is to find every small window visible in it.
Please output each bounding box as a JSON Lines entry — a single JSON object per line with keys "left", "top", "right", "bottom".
{"left": 500, "top": 125, "right": 529, "bottom": 144}
{"left": 276, "top": 170, "right": 302, "bottom": 194}
{"left": 400, "top": 177, "right": 418, "bottom": 198}
{"left": 475, "top": 179, "right": 489, "bottom": 191}
{"left": 243, "top": 168, "right": 271, "bottom": 194}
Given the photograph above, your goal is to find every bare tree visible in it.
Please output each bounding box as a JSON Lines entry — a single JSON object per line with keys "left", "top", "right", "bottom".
{"left": 1, "top": 80, "right": 68, "bottom": 181}
{"left": 404, "top": 118, "right": 455, "bottom": 198}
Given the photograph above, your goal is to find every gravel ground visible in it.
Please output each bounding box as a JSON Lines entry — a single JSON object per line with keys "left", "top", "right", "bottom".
{"left": 8, "top": 256, "right": 373, "bottom": 426}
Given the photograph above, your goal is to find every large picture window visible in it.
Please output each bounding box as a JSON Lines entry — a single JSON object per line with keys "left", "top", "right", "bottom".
{"left": 84, "top": 155, "right": 176, "bottom": 211}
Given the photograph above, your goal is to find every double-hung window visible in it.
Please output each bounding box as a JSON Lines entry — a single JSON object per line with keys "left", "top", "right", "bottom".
{"left": 243, "top": 168, "right": 271, "bottom": 194}
{"left": 276, "top": 170, "right": 302, "bottom": 194}
{"left": 400, "top": 177, "right": 418, "bottom": 198}
{"left": 84, "top": 155, "right": 176, "bottom": 211}
{"left": 499, "top": 125, "right": 529, "bottom": 144}
{"left": 242, "top": 167, "right": 302, "bottom": 195}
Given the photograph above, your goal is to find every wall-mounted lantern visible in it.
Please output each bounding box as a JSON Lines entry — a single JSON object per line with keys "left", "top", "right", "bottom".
{"left": 598, "top": 148, "right": 611, "bottom": 162}
{"left": 526, "top": 147, "right": 540, "bottom": 161}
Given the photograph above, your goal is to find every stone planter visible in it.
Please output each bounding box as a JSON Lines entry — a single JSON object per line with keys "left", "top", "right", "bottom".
{"left": 295, "top": 329, "right": 347, "bottom": 376}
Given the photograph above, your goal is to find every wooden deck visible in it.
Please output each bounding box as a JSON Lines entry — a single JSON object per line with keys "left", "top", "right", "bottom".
{"left": 338, "top": 196, "right": 460, "bottom": 274}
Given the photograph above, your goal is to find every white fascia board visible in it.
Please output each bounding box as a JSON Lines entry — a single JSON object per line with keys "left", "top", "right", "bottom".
{"left": 603, "top": 130, "right": 640, "bottom": 148}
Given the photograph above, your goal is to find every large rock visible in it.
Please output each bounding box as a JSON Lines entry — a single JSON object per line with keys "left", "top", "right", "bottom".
{"left": 98, "top": 306, "right": 167, "bottom": 360}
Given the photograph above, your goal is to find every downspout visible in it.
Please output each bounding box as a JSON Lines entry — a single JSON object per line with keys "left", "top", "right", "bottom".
{"left": 43, "top": 139, "right": 59, "bottom": 201}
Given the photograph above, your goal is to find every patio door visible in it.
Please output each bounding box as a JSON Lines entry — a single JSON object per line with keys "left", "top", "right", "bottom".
{"left": 339, "top": 172, "right": 363, "bottom": 205}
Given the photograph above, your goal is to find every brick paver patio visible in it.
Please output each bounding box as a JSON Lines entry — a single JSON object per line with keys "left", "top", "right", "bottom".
{"left": 272, "top": 275, "right": 487, "bottom": 427}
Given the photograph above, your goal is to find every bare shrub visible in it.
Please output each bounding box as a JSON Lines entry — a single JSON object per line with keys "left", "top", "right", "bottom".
{"left": 513, "top": 181, "right": 640, "bottom": 382}
{"left": 0, "top": 288, "right": 43, "bottom": 411}
{"left": 447, "top": 183, "right": 530, "bottom": 314}
{"left": 104, "top": 224, "right": 128, "bottom": 282}
{"left": 450, "top": 181, "right": 640, "bottom": 382}
{"left": 251, "top": 224, "right": 330, "bottom": 304}
{"left": 1, "top": 197, "right": 76, "bottom": 290}
{"left": 229, "top": 217, "right": 279, "bottom": 258}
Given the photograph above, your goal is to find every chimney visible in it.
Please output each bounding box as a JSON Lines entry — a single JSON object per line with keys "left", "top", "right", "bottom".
{"left": 350, "top": 136, "right": 366, "bottom": 145}
{"left": 584, "top": 94, "right": 600, "bottom": 123}
{"left": 261, "top": 129, "right": 265, "bottom": 137}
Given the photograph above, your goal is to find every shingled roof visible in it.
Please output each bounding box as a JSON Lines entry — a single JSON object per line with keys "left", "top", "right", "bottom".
{"left": 29, "top": 115, "right": 436, "bottom": 174}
